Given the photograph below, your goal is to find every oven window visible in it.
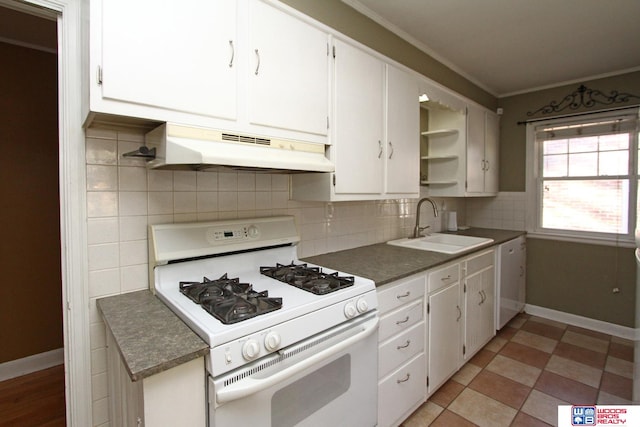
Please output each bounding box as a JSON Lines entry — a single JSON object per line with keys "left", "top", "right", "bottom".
{"left": 271, "top": 355, "right": 351, "bottom": 427}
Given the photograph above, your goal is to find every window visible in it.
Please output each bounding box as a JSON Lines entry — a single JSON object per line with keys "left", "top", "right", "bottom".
{"left": 526, "top": 108, "right": 639, "bottom": 243}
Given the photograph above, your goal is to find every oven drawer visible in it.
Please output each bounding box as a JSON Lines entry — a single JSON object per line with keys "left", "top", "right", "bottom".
{"left": 378, "top": 298, "right": 423, "bottom": 342}
{"left": 378, "top": 321, "right": 424, "bottom": 378}
{"left": 428, "top": 262, "right": 460, "bottom": 293}
{"left": 377, "top": 274, "right": 425, "bottom": 314}
{"left": 378, "top": 353, "right": 427, "bottom": 427}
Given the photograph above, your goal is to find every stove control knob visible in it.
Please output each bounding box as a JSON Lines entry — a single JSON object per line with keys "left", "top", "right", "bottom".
{"left": 344, "top": 302, "right": 357, "bottom": 319}
{"left": 356, "top": 298, "right": 369, "bottom": 313}
{"left": 247, "top": 225, "right": 259, "bottom": 238}
{"left": 242, "top": 339, "right": 260, "bottom": 361}
{"left": 264, "top": 331, "right": 281, "bottom": 352}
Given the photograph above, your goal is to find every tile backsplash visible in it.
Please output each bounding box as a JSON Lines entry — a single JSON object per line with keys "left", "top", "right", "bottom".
{"left": 85, "top": 126, "right": 444, "bottom": 426}
{"left": 85, "top": 126, "right": 523, "bottom": 426}
{"left": 466, "top": 192, "right": 526, "bottom": 230}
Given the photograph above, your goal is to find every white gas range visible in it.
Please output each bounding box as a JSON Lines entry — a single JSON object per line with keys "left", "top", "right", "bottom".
{"left": 149, "top": 216, "right": 379, "bottom": 426}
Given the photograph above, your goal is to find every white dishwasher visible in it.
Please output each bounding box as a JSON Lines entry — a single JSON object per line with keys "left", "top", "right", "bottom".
{"left": 495, "top": 235, "right": 526, "bottom": 329}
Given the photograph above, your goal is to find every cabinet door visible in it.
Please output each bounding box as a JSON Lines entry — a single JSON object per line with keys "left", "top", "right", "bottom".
{"left": 100, "top": 0, "right": 237, "bottom": 120}
{"left": 333, "top": 39, "right": 385, "bottom": 195}
{"left": 464, "top": 265, "right": 495, "bottom": 359}
{"left": 248, "top": 0, "right": 329, "bottom": 136}
{"left": 465, "top": 104, "right": 485, "bottom": 193}
{"left": 386, "top": 65, "right": 419, "bottom": 194}
{"left": 427, "top": 283, "right": 461, "bottom": 394}
{"left": 484, "top": 111, "right": 500, "bottom": 193}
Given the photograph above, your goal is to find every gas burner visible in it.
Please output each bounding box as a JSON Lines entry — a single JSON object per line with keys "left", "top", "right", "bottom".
{"left": 179, "top": 274, "right": 282, "bottom": 324}
{"left": 260, "top": 263, "right": 354, "bottom": 295}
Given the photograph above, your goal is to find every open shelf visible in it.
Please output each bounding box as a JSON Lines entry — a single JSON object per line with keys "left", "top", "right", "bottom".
{"left": 421, "top": 129, "right": 459, "bottom": 137}
{"left": 421, "top": 155, "right": 458, "bottom": 160}
{"left": 420, "top": 180, "right": 458, "bottom": 186}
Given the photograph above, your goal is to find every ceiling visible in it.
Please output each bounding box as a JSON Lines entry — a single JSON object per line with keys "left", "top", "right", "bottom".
{"left": 345, "top": 0, "right": 640, "bottom": 97}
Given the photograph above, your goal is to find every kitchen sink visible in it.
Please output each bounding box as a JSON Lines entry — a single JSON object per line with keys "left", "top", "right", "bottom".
{"left": 387, "top": 233, "right": 494, "bottom": 254}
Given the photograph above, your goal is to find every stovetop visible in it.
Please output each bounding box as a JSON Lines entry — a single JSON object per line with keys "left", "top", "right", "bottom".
{"left": 149, "top": 216, "right": 378, "bottom": 377}
{"left": 154, "top": 245, "right": 375, "bottom": 347}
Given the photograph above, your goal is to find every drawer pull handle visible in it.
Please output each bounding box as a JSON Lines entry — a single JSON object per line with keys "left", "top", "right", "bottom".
{"left": 397, "top": 373, "right": 411, "bottom": 384}
{"left": 396, "top": 291, "right": 411, "bottom": 299}
{"left": 228, "top": 40, "right": 234, "bottom": 67}
{"left": 397, "top": 340, "right": 411, "bottom": 349}
{"left": 456, "top": 305, "right": 461, "bottom": 322}
{"left": 396, "top": 316, "right": 410, "bottom": 325}
{"left": 441, "top": 274, "right": 451, "bottom": 281}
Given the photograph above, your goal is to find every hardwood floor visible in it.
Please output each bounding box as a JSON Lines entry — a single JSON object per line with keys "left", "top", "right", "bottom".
{"left": 0, "top": 365, "right": 66, "bottom": 427}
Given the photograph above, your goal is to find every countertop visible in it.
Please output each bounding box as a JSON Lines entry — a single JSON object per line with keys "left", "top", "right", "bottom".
{"left": 302, "top": 228, "right": 525, "bottom": 286}
{"left": 97, "top": 290, "right": 209, "bottom": 382}
{"left": 97, "top": 228, "right": 523, "bottom": 381}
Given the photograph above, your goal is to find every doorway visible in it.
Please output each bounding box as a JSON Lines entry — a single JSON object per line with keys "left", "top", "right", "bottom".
{"left": 0, "top": 4, "right": 65, "bottom": 425}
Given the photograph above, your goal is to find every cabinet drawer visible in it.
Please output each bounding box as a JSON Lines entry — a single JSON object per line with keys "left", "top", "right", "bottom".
{"left": 379, "top": 299, "right": 423, "bottom": 342}
{"left": 379, "top": 321, "right": 424, "bottom": 379}
{"left": 465, "top": 249, "right": 494, "bottom": 275}
{"left": 428, "top": 263, "right": 459, "bottom": 293}
{"left": 377, "top": 274, "right": 425, "bottom": 314}
{"left": 378, "top": 353, "right": 426, "bottom": 427}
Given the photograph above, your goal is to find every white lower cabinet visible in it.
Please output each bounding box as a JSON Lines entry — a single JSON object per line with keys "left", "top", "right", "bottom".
{"left": 426, "top": 262, "right": 462, "bottom": 395}
{"left": 426, "top": 248, "right": 496, "bottom": 396}
{"left": 377, "top": 273, "right": 427, "bottom": 427}
{"left": 376, "top": 247, "right": 497, "bottom": 425}
{"left": 463, "top": 249, "right": 496, "bottom": 359}
{"left": 106, "top": 330, "right": 206, "bottom": 427}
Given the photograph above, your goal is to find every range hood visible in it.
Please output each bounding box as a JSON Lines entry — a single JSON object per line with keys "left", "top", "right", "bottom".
{"left": 145, "top": 123, "right": 334, "bottom": 173}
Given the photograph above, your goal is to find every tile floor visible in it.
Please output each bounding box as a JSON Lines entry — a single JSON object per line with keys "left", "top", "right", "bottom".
{"left": 402, "top": 313, "right": 634, "bottom": 426}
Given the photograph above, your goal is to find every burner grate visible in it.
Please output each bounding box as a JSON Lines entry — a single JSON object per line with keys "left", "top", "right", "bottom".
{"left": 260, "top": 262, "right": 354, "bottom": 295}
{"left": 179, "top": 274, "right": 282, "bottom": 324}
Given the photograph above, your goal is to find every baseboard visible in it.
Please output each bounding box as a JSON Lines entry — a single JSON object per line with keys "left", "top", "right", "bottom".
{"left": 0, "top": 348, "right": 64, "bottom": 382}
{"left": 524, "top": 304, "right": 637, "bottom": 341}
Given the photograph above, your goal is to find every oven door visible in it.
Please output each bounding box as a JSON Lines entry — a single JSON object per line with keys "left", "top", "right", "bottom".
{"left": 209, "top": 311, "right": 378, "bottom": 427}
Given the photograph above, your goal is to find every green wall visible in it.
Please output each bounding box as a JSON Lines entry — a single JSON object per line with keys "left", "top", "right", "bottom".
{"left": 497, "top": 71, "right": 640, "bottom": 191}
{"left": 281, "top": 0, "right": 497, "bottom": 110}
{"left": 500, "top": 72, "right": 640, "bottom": 327}
{"left": 527, "top": 240, "right": 636, "bottom": 327}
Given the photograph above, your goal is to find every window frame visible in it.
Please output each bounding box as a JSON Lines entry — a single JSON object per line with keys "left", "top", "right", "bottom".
{"left": 525, "top": 107, "right": 639, "bottom": 246}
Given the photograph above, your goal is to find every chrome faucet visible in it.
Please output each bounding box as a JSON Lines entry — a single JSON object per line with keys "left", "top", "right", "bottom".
{"left": 412, "top": 198, "right": 439, "bottom": 238}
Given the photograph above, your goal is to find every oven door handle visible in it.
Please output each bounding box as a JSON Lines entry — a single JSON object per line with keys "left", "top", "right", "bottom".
{"left": 216, "top": 315, "right": 379, "bottom": 404}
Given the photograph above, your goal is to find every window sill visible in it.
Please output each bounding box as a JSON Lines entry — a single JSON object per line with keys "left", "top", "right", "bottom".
{"left": 526, "top": 231, "right": 635, "bottom": 248}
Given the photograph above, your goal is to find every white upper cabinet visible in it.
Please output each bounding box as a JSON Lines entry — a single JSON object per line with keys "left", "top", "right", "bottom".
{"left": 466, "top": 104, "right": 499, "bottom": 195}
{"left": 248, "top": 0, "right": 329, "bottom": 136}
{"left": 419, "top": 77, "right": 500, "bottom": 197}
{"left": 290, "top": 40, "right": 420, "bottom": 201}
{"left": 87, "top": 0, "right": 329, "bottom": 145}
{"left": 332, "top": 38, "right": 385, "bottom": 195}
{"left": 386, "top": 65, "right": 420, "bottom": 195}
{"left": 94, "top": 0, "right": 237, "bottom": 120}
